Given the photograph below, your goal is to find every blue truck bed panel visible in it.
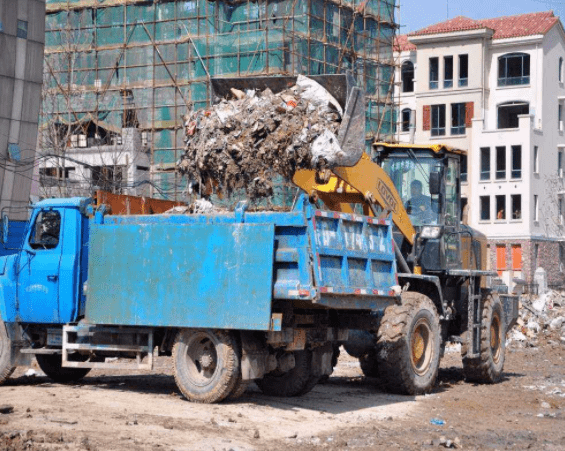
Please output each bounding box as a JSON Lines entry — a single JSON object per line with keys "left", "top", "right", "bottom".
{"left": 86, "top": 222, "right": 275, "bottom": 330}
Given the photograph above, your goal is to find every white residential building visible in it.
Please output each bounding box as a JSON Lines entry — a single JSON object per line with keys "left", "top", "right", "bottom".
{"left": 395, "top": 11, "right": 565, "bottom": 288}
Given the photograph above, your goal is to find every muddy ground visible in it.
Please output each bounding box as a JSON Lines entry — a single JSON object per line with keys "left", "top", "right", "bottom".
{"left": 1, "top": 334, "right": 564, "bottom": 451}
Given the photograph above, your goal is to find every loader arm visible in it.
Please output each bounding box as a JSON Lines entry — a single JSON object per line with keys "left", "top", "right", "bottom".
{"left": 293, "top": 152, "right": 416, "bottom": 245}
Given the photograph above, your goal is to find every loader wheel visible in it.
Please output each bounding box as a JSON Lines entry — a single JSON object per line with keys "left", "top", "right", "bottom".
{"left": 0, "top": 320, "right": 16, "bottom": 385}
{"left": 36, "top": 353, "right": 91, "bottom": 383}
{"left": 376, "top": 292, "right": 441, "bottom": 395}
{"left": 256, "top": 350, "right": 320, "bottom": 397}
{"left": 462, "top": 293, "right": 505, "bottom": 383}
{"left": 173, "top": 329, "right": 240, "bottom": 404}
{"left": 359, "top": 351, "right": 379, "bottom": 378}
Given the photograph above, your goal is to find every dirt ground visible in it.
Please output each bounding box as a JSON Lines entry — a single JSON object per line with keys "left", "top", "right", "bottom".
{"left": 1, "top": 332, "right": 564, "bottom": 451}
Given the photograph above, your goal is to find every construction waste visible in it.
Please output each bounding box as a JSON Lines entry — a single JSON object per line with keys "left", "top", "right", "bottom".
{"left": 177, "top": 75, "right": 343, "bottom": 202}
{"left": 508, "top": 290, "right": 565, "bottom": 347}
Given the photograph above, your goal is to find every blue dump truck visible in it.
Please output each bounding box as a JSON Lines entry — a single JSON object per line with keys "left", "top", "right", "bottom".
{"left": 0, "top": 195, "right": 402, "bottom": 403}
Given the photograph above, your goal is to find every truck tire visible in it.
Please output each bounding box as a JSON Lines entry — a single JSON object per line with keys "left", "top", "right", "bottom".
{"left": 35, "top": 353, "right": 91, "bottom": 383}
{"left": 376, "top": 292, "right": 441, "bottom": 395}
{"left": 359, "top": 351, "right": 379, "bottom": 378}
{"left": 319, "top": 344, "right": 340, "bottom": 383}
{"left": 0, "top": 320, "right": 16, "bottom": 385}
{"left": 461, "top": 293, "right": 505, "bottom": 383}
{"left": 227, "top": 376, "right": 249, "bottom": 400}
{"left": 173, "top": 329, "right": 240, "bottom": 404}
{"left": 256, "top": 350, "right": 320, "bottom": 397}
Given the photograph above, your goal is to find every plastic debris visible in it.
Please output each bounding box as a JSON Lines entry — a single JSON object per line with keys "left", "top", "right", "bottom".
{"left": 177, "top": 76, "right": 343, "bottom": 203}
{"left": 430, "top": 418, "right": 445, "bottom": 426}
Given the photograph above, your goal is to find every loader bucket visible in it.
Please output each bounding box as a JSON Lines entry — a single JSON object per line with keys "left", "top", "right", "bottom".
{"left": 210, "top": 74, "right": 366, "bottom": 167}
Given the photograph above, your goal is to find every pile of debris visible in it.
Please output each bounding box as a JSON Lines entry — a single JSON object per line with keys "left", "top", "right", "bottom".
{"left": 508, "top": 290, "right": 565, "bottom": 347}
{"left": 177, "top": 75, "right": 343, "bottom": 203}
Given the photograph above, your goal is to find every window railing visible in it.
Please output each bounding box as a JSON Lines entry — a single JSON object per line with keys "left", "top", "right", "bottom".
{"left": 444, "top": 79, "right": 453, "bottom": 89}
{"left": 496, "top": 170, "right": 505, "bottom": 180}
{"left": 429, "top": 80, "right": 438, "bottom": 90}
{"left": 458, "top": 78, "right": 468, "bottom": 87}
{"left": 511, "top": 169, "right": 521, "bottom": 179}
{"left": 451, "top": 125, "right": 465, "bottom": 135}
{"left": 480, "top": 171, "right": 490, "bottom": 181}
{"left": 498, "top": 75, "right": 530, "bottom": 86}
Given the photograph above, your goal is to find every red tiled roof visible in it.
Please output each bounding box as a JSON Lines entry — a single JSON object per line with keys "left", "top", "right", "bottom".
{"left": 408, "top": 11, "right": 559, "bottom": 40}
{"left": 394, "top": 34, "right": 416, "bottom": 52}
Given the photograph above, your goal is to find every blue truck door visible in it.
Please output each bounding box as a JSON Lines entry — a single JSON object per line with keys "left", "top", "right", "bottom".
{"left": 17, "top": 208, "right": 64, "bottom": 323}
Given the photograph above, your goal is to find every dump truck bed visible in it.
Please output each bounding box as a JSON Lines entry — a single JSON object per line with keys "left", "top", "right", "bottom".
{"left": 85, "top": 200, "right": 398, "bottom": 330}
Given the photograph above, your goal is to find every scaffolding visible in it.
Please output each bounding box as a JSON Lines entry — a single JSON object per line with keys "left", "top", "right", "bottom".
{"left": 42, "top": 0, "right": 398, "bottom": 200}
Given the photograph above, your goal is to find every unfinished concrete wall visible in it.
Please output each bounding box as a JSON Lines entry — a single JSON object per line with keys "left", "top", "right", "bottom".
{"left": 0, "top": 0, "right": 45, "bottom": 219}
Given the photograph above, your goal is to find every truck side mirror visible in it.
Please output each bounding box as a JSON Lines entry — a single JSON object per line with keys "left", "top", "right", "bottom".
{"left": 429, "top": 172, "right": 441, "bottom": 195}
{"left": 0, "top": 213, "right": 8, "bottom": 244}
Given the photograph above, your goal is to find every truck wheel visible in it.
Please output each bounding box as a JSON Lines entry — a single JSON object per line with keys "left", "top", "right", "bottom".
{"left": 360, "top": 351, "right": 379, "bottom": 378}
{"left": 256, "top": 350, "right": 320, "bottom": 397}
{"left": 462, "top": 293, "right": 505, "bottom": 383}
{"left": 376, "top": 292, "right": 441, "bottom": 395}
{"left": 227, "top": 376, "right": 249, "bottom": 400}
{"left": 35, "top": 353, "right": 91, "bottom": 383}
{"left": 0, "top": 320, "right": 16, "bottom": 385}
{"left": 173, "top": 329, "right": 240, "bottom": 404}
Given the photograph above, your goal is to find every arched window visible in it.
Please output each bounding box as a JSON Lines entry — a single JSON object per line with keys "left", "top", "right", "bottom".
{"left": 498, "top": 53, "right": 530, "bottom": 86}
{"left": 401, "top": 61, "right": 414, "bottom": 93}
{"left": 497, "top": 101, "right": 529, "bottom": 129}
{"left": 401, "top": 108, "right": 411, "bottom": 132}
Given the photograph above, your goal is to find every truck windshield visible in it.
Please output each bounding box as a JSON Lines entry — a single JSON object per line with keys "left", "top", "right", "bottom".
{"left": 382, "top": 155, "right": 442, "bottom": 226}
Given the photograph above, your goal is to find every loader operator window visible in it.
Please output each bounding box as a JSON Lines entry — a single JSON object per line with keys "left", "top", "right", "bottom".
{"left": 383, "top": 156, "right": 441, "bottom": 226}
{"left": 29, "top": 210, "right": 61, "bottom": 250}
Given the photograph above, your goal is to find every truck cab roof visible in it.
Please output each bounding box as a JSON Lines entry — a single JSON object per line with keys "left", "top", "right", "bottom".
{"left": 33, "top": 197, "right": 91, "bottom": 210}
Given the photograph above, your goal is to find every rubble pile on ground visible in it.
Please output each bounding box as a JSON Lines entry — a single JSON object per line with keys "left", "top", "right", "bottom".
{"left": 177, "top": 75, "right": 343, "bottom": 202}
{"left": 508, "top": 290, "right": 565, "bottom": 347}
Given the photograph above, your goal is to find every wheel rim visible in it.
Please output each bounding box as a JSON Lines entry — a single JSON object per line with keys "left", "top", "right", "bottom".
{"left": 410, "top": 318, "right": 433, "bottom": 376}
{"left": 184, "top": 332, "right": 220, "bottom": 387}
{"left": 490, "top": 312, "right": 502, "bottom": 364}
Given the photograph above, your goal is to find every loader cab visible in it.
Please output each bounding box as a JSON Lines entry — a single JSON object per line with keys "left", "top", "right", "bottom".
{"left": 375, "top": 143, "right": 463, "bottom": 272}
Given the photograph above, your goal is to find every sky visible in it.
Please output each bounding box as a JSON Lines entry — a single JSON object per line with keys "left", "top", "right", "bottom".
{"left": 398, "top": 0, "right": 565, "bottom": 34}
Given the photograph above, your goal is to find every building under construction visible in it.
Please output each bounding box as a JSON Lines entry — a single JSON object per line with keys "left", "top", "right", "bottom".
{"left": 41, "top": 0, "right": 398, "bottom": 200}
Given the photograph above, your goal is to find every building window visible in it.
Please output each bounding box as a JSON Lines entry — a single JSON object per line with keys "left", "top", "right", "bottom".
{"left": 498, "top": 52, "right": 530, "bottom": 86}
{"left": 511, "top": 145, "right": 521, "bottom": 179}
{"left": 431, "top": 104, "right": 445, "bottom": 136}
{"left": 461, "top": 154, "right": 467, "bottom": 183}
{"left": 429, "top": 57, "right": 439, "bottom": 90}
{"left": 559, "top": 197, "right": 564, "bottom": 225}
{"left": 559, "top": 103, "right": 563, "bottom": 132}
{"left": 444, "top": 56, "right": 453, "bottom": 88}
{"left": 496, "top": 195, "right": 506, "bottom": 220}
{"left": 497, "top": 102, "right": 529, "bottom": 129}
{"left": 559, "top": 57, "right": 563, "bottom": 83}
{"left": 480, "top": 147, "right": 490, "bottom": 180}
{"left": 401, "top": 108, "right": 411, "bottom": 132}
{"left": 559, "top": 151, "right": 563, "bottom": 178}
{"left": 534, "top": 243, "right": 539, "bottom": 270}
{"left": 533, "top": 146, "right": 539, "bottom": 174}
{"left": 511, "top": 244, "right": 522, "bottom": 271}
{"left": 16, "top": 20, "right": 28, "bottom": 39}
{"left": 401, "top": 61, "right": 414, "bottom": 93}
{"left": 480, "top": 196, "right": 490, "bottom": 220}
{"left": 458, "top": 54, "right": 468, "bottom": 87}
{"left": 451, "top": 103, "right": 465, "bottom": 135}
{"left": 496, "top": 146, "right": 506, "bottom": 180}
{"left": 511, "top": 195, "right": 521, "bottom": 220}
{"left": 534, "top": 194, "right": 539, "bottom": 221}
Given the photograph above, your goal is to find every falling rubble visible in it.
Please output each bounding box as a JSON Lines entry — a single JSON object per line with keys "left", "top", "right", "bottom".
{"left": 177, "top": 75, "right": 343, "bottom": 203}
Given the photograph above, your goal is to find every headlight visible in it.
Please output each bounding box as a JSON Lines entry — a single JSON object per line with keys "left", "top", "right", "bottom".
{"left": 420, "top": 226, "right": 442, "bottom": 239}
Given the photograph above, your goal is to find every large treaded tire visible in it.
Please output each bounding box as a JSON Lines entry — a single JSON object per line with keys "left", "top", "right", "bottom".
{"left": 256, "top": 350, "right": 320, "bottom": 397}
{"left": 173, "top": 329, "right": 240, "bottom": 404}
{"left": 319, "top": 345, "right": 341, "bottom": 383}
{"left": 462, "top": 292, "right": 505, "bottom": 384}
{"left": 35, "top": 353, "right": 91, "bottom": 383}
{"left": 227, "top": 376, "right": 249, "bottom": 400}
{"left": 0, "top": 320, "right": 16, "bottom": 385}
{"left": 376, "top": 292, "right": 441, "bottom": 395}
